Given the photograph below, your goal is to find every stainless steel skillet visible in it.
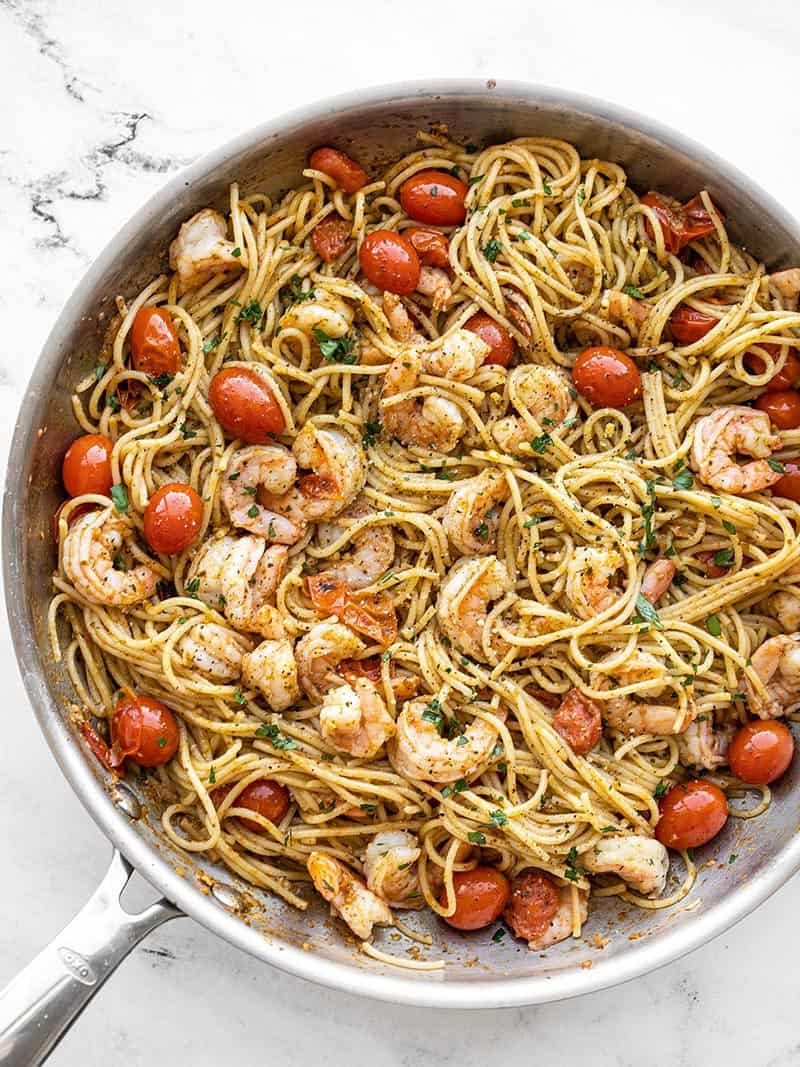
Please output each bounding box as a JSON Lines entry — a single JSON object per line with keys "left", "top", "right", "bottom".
{"left": 3, "top": 78, "right": 800, "bottom": 1065}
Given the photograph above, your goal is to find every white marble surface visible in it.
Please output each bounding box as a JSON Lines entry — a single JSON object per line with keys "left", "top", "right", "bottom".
{"left": 2, "top": 0, "right": 800, "bottom": 1062}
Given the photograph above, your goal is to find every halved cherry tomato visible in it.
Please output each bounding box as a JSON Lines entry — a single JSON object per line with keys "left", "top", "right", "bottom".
{"left": 307, "top": 574, "right": 397, "bottom": 648}
{"left": 772, "top": 458, "right": 800, "bottom": 502}
{"left": 572, "top": 346, "right": 642, "bottom": 409}
{"left": 111, "top": 693, "right": 179, "bottom": 767}
{"left": 62, "top": 434, "right": 114, "bottom": 498}
{"left": 744, "top": 344, "right": 800, "bottom": 391}
{"left": 81, "top": 721, "right": 121, "bottom": 776}
{"left": 697, "top": 549, "right": 731, "bottom": 579}
{"left": 655, "top": 779, "right": 728, "bottom": 851}
{"left": 339, "top": 656, "right": 383, "bottom": 685}
{"left": 130, "top": 306, "right": 181, "bottom": 378}
{"left": 358, "top": 230, "right": 420, "bottom": 294}
{"left": 439, "top": 866, "right": 511, "bottom": 931}
{"left": 503, "top": 870, "right": 560, "bottom": 942}
{"left": 400, "top": 170, "right": 468, "bottom": 227}
{"left": 641, "top": 192, "right": 722, "bottom": 255}
{"left": 670, "top": 306, "right": 717, "bottom": 344}
{"left": 213, "top": 778, "right": 290, "bottom": 832}
{"left": 143, "top": 482, "right": 203, "bottom": 555}
{"left": 464, "top": 312, "right": 515, "bottom": 368}
{"left": 209, "top": 366, "right": 285, "bottom": 442}
{"left": 308, "top": 147, "right": 368, "bottom": 194}
{"left": 728, "top": 720, "right": 794, "bottom": 785}
{"left": 552, "top": 689, "right": 602, "bottom": 755}
{"left": 405, "top": 226, "right": 450, "bottom": 268}
{"left": 311, "top": 217, "right": 352, "bottom": 262}
{"left": 754, "top": 390, "right": 800, "bottom": 430}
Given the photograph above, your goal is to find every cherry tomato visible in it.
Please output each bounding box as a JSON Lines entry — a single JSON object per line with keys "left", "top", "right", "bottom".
{"left": 307, "top": 575, "right": 398, "bottom": 648}
{"left": 754, "top": 390, "right": 800, "bottom": 430}
{"left": 697, "top": 549, "right": 731, "bottom": 579}
{"left": 81, "top": 721, "right": 121, "bottom": 776}
{"left": 464, "top": 312, "right": 515, "bottom": 368}
{"left": 772, "top": 458, "right": 800, "bottom": 503}
{"left": 111, "top": 694, "right": 179, "bottom": 767}
{"left": 130, "top": 306, "right": 181, "bottom": 378}
{"left": 209, "top": 366, "right": 285, "bottom": 442}
{"left": 308, "top": 147, "right": 368, "bottom": 194}
{"left": 728, "top": 720, "right": 794, "bottom": 785}
{"left": 744, "top": 344, "right": 800, "bottom": 391}
{"left": 572, "top": 346, "right": 642, "bottom": 409}
{"left": 552, "top": 689, "right": 603, "bottom": 755}
{"left": 405, "top": 227, "right": 450, "bottom": 268}
{"left": 400, "top": 170, "right": 468, "bottom": 226}
{"left": 655, "top": 779, "right": 728, "bottom": 851}
{"left": 440, "top": 866, "right": 511, "bottom": 931}
{"left": 62, "top": 434, "right": 114, "bottom": 498}
{"left": 358, "top": 230, "right": 420, "bottom": 294}
{"left": 311, "top": 217, "right": 352, "bottom": 262}
{"left": 52, "top": 501, "right": 94, "bottom": 544}
{"left": 213, "top": 778, "right": 290, "bottom": 832}
{"left": 143, "top": 482, "right": 203, "bottom": 555}
{"left": 670, "top": 306, "right": 717, "bottom": 344}
{"left": 641, "top": 192, "right": 722, "bottom": 254}
{"left": 339, "top": 656, "right": 383, "bottom": 685}
{"left": 503, "top": 870, "right": 560, "bottom": 942}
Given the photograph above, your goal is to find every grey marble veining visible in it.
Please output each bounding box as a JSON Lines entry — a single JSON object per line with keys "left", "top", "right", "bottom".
{"left": 2, "top": 0, "right": 799, "bottom": 1063}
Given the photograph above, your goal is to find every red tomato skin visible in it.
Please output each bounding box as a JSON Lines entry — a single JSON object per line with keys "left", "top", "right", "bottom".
{"left": 697, "top": 549, "right": 731, "bottom": 579}
{"left": 504, "top": 870, "right": 560, "bottom": 942}
{"left": 400, "top": 170, "right": 468, "bottom": 226}
{"left": 213, "top": 779, "right": 291, "bottom": 831}
{"left": 670, "top": 306, "right": 717, "bottom": 344}
{"left": 728, "top": 721, "right": 794, "bottom": 785}
{"left": 440, "top": 866, "right": 511, "bottom": 931}
{"left": 754, "top": 390, "right": 800, "bottom": 430}
{"left": 464, "top": 312, "right": 515, "bottom": 367}
{"left": 405, "top": 227, "right": 451, "bottom": 268}
{"left": 655, "top": 779, "right": 728, "bottom": 851}
{"left": 745, "top": 345, "right": 800, "bottom": 391}
{"left": 772, "top": 459, "right": 800, "bottom": 502}
{"left": 308, "top": 147, "right": 367, "bottom": 193}
{"left": 573, "top": 347, "right": 642, "bottom": 409}
{"left": 552, "top": 689, "right": 603, "bottom": 755}
{"left": 143, "top": 482, "right": 203, "bottom": 555}
{"left": 62, "top": 434, "right": 114, "bottom": 498}
{"left": 311, "top": 217, "right": 352, "bottom": 262}
{"left": 358, "top": 230, "right": 420, "bottom": 294}
{"left": 111, "top": 694, "right": 179, "bottom": 767}
{"left": 641, "top": 192, "right": 721, "bottom": 254}
{"left": 130, "top": 307, "right": 181, "bottom": 378}
{"left": 209, "top": 366, "right": 286, "bottom": 442}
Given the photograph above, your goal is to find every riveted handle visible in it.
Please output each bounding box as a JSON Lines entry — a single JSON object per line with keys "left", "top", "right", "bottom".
{"left": 0, "top": 849, "right": 182, "bottom": 1065}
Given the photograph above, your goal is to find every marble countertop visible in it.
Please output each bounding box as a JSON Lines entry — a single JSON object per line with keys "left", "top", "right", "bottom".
{"left": 3, "top": 0, "right": 800, "bottom": 1063}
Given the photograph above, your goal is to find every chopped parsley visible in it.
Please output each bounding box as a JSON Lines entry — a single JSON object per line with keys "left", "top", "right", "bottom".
{"left": 489, "top": 809, "right": 508, "bottom": 827}
{"left": 768, "top": 459, "right": 786, "bottom": 474}
{"left": 255, "top": 723, "right": 297, "bottom": 749}
{"left": 672, "top": 469, "right": 694, "bottom": 491}
{"left": 285, "top": 275, "right": 316, "bottom": 304}
{"left": 179, "top": 422, "right": 197, "bottom": 440}
{"left": 564, "top": 846, "right": 587, "bottom": 882}
{"left": 110, "top": 483, "right": 128, "bottom": 512}
{"left": 634, "top": 592, "right": 663, "bottom": 630}
{"left": 531, "top": 432, "right": 553, "bottom": 454}
{"left": 473, "top": 522, "right": 490, "bottom": 542}
{"left": 468, "top": 174, "right": 485, "bottom": 186}
{"left": 238, "top": 300, "right": 263, "bottom": 326}
{"left": 208, "top": 766, "right": 216, "bottom": 785}
{"left": 624, "top": 284, "right": 645, "bottom": 299}
{"left": 93, "top": 362, "right": 106, "bottom": 381}
{"left": 186, "top": 577, "right": 200, "bottom": 597}
{"left": 705, "top": 614, "right": 722, "bottom": 637}
{"left": 247, "top": 504, "right": 259, "bottom": 518}
{"left": 722, "top": 520, "right": 736, "bottom": 535}
{"left": 713, "top": 549, "right": 734, "bottom": 568}
{"left": 576, "top": 186, "right": 586, "bottom": 206}
{"left": 202, "top": 334, "right": 225, "bottom": 354}
{"left": 360, "top": 803, "right": 377, "bottom": 815}
{"left": 468, "top": 831, "right": 487, "bottom": 845}
{"left": 234, "top": 688, "right": 247, "bottom": 707}
{"left": 363, "top": 420, "right": 382, "bottom": 447}
{"left": 156, "top": 736, "right": 167, "bottom": 748}
{"left": 542, "top": 178, "right": 552, "bottom": 196}
{"left": 491, "top": 928, "right": 506, "bottom": 943}
{"left": 149, "top": 372, "right": 173, "bottom": 389}
{"left": 107, "top": 394, "right": 121, "bottom": 414}
{"left": 482, "top": 238, "right": 502, "bottom": 263}
{"left": 654, "top": 780, "right": 669, "bottom": 799}
{"left": 231, "top": 246, "right": 242, "bottom": 258}
{"left": 312, "top": 327, "right": 358, "bottom": 364}
{"left": 511, "top": 197, "right": 530, "bottom": 208}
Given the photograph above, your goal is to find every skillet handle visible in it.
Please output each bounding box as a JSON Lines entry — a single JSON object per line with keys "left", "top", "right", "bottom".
{"left": 0, "top": 848, "right": 182, "bottom": 1065}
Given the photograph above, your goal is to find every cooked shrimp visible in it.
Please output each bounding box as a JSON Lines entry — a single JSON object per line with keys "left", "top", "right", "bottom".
{"left": 296, "top": 621, "right": 366, "bottom": 700}
{"left": 168, "top": 208, "right": 243, "bottom": 293}
{"left": 590, "top": 651, "right": 696, "bottom": 735}
{"left": 279, "top": 285, "right": 354, "bottom": 339}
{"left": 381, "top": 349, "right": 465, "bottom": 453}
{"left": 442, "top": 469, "right": 508, "bottom": 555}
{"left": 388, "top": 698, "right": 503, "bottom": 783}
{"left": 565, "top": 546, "right": 624, "bottom": 619}
{"left": 676, "top": 716, "right": 735, "bottom": 770}
{"left": 273, "top": 423, "right": 367, "bottom": 524}
{"left": 581, "top": 835, "right": 669, "bottom": 896}
{"left": 307, "top": 852, "right": 393, "bottom": 940}
{"left": 221, "top": 445, "right": 303, "bottom": 543}
{"left": 416, "top": 265, "right": 452, "bottom": 310}
{"left": 504, "top": 872, "right": 589, "bottom": 951}
{"left": 422, "top": 328, "right": 489, "bottom": 381}
{"left": 241, "top": 638, "right": 300, "bottom": 711}
{"left": 492, "top": 364, "right": 572, "bottom": 453}
{"left": 744, "top": 633, "right": 800, "bottom": 718}
{"left": 364, "top": 831, "right": 421, "bottom": 908}
{"left": 316, "top": 497, "right": 395, "bottom": 589}
{"left": 640, "top": 558, "right": 676, "bottom": 605}
{"left": 187, "top": 534, "right": 287, "bottom": 638}
{"left": 320, "top": 678, "right": 396, "bottom": 758}
{"left": 382, "top": 292, "right": 420, "bottom": 342}
{"left": 178, "top": 622, "right": 253, "bottom": 682}
{"left": 689, "top": 406, "right": 782, "bottom": 494}
{"left": 62, "top": 508, "right": 159, "bottom": 607}
{"left": 602, "top": 289, "right": 650, "bottom": 334}
{"left": 770, "top": 268, "right": 800, "bottom": 300}
{"left": 769, "top": 591, "right": 800, "bottom": 632}
{"left": 437, "top": 555, "right": 513, "bottom": 661}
